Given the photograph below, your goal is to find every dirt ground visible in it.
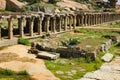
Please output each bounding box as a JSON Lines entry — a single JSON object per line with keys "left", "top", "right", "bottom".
{"left": 0, "top": 45, "right": 59, "bottom": 80}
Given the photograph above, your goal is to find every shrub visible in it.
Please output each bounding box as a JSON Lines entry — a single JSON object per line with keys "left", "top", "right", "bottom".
{"left": 85, "top": 57, "right": 93, "bottom": 63}
{"left": 61, "top": 38, "right": 80, "bottom": 46}
{"left": 0, "top": 69, "right": 15, "bottom": 75}
{"left": 17, "top": 71, "right": 29, "bottom": 75}
{"left": 18, "top": 38, "right": 30, "bottom": 46}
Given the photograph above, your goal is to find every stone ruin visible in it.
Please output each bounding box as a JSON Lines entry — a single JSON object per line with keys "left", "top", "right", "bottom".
{"left": 28, "top": 38, "right": 113, "bottom": 60}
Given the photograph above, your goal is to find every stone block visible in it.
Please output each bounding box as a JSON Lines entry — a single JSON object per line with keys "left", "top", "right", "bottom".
{"left": 37, "top": 51, "right": 59, "bottom": 60}
{"left": 101, "top": 53, "right": 113, "bottom": 62}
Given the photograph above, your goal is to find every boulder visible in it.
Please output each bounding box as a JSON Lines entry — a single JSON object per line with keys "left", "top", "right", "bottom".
{"left": 0, "top": 0, "right": 6, "bottom": 10}
{"left": 6, "top": 0, "right": 25, "bottom": 11}
{"left": 56, "top": 0, "right": 89, "bottom": 11}
{"left": 101, "top": 53, "right": 113, "bottom": 62}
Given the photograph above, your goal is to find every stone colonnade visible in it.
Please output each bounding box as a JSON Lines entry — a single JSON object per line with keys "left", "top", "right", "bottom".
{"left": 0, "top": 12, "right": 120, "bottom": 39}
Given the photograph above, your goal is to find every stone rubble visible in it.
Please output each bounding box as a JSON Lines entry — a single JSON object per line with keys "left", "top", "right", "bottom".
{"left": 80, "top": 57, "right": 120, "bottom": 80}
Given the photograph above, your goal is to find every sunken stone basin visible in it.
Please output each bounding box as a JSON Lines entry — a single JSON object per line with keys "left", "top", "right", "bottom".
{"left": 30, "top": 38, "right": 112, "bottom": 60}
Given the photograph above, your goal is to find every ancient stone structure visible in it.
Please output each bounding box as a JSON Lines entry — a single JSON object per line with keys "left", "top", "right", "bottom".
{"left": 0, "top": 11, "right": 120, "bottom": 40}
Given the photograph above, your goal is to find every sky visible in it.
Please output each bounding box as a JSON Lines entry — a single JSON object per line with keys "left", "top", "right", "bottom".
{"left": 103, "top": 0, "right": 120, "bottom": 4}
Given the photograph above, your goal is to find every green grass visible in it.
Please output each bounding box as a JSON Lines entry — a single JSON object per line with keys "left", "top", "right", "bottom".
{"left": 45, "top": 56, "right": 102, "bottom": 80}
{"left": 18, "top": 38, "right": 30, "bottom": 46}
{"left": 0, "top": 69, "right": 32, "bottom": 80}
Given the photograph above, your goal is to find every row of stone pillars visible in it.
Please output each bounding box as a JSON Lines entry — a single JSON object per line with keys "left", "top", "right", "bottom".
{"left": 76, "top": 12, "right": 120, "bottom": 26}
{"left": 0, "top": 12, "right": 120, "bottom": 39}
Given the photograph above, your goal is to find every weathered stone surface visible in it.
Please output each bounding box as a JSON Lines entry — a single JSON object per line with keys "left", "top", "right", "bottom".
{"left": 100, "top": 39, "right": 112, "bottom": 52}
{"left": 81, "top": 57, "right": 120, "bottom": 80}
{"left": 57, "top": 0, "right": 88, "bottom": 11}
{"left": 6, "top": 0, "right": 25, "bottom": 11}
{"left": 101, "top": 53, "right": 113, "bottom": 62}
{"left": 0, "top": 45, "right": 59, "bottom": 80}
{"left": 0, "top": 0, "right": 6, "bottom": 10}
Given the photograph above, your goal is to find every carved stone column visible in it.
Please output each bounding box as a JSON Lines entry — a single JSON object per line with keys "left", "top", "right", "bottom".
{"left": 57, "top": 15, "right": 62, "bottom": 32}
{"left": 18, "top": 16, "right": 25, "bottom": 38}
{"left": 84, "top": 14, "right": 88, "bottom": 26}
{"left": 37, "top": 15, "right": 43, "bottom": 35}
{"left": 73, "top": 14, "right": 76, "bottom": 29}
{"left": 69, "top": 15, "right": 72, "bottom": 30}
{"left": 45, "top": 15, "right": 50, "bottom": 33}
{"left": 90, "top": 13, "right": 93, "bottom": 26}
{"left": 7, "top": 17, "right": 13, "bottom": 39}
{"left": 93, "top": 14, "right": 96, "bottom": 25}
{"left": 77, "top": 14, "right": 80, "bottom": 26}
{"left": 0, "top": 27, "right": 2, "bottom": 40}
{"left": 87, "top": 14, "right": 91, "bottom": 26}
{"left": 28, "top": 16, "right": 35, "bottom": 37}
{"left": 51, "top": 16, "right": 56, "bottom": 33}
{"left": 0, "top": 18, "right": 2, "bottom": 39}
{"left": 64, "top": 15, "right": 68, "bottom": 31}
{"left": 81, "top": 14, "right": 84, "bottom": 26}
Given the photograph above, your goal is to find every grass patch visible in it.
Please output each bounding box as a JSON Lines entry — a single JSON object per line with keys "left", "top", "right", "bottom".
{"left": 18, "top": 38, "right": 30, "bottom": 46}
{"left": 17, "top": 71, "right": 29, "bottom": 75}
{"left": 0, "top": 69, "right": 32, "bottom": 80}
{"left": 61, "top": 38, "right": 80, "bottom": 46}
{"left": 45, "top": 56, "right": 102, "bottom": 80}
{"left": 0, "top": 69, "right": 14, "bottom": 76}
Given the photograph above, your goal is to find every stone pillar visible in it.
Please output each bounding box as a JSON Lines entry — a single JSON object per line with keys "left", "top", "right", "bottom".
{"left": 92, "top": 14, "right": 95, "bottom": 25}
{"left": 73, "top": 14, "right": 76, "bottom": 29}
{"left": 98, "top": 14, "right": 100, "bottom": 24}
{"left": 45, "top": 16, "right": 50, "bottom": 33}
{"left": 51, "top": 16, "right": 56, "bottom": 33}
{"left": 37, "top": 15, "right": 43, "bottom": 35}
{"left": 18, "top": 16, "right": 25, "bottom": 38}
{"left": 0, "top": 27, "right": 1, "bottom": 40}
{"left": 69, "top": 15, "right": 72, "bottom": 30}
{"left": 64, "top": 15, "right": 68, "bottom": 31}
{"left": 77, "top": 15, "right": 80, "bottom": 26}
{"left": 57, "top": 15, "right": 62, "bottom": 32}
{"left": 101, "top": 14, "right": 104, "bottom": 23}
{"left": 103, "top": 13, "right": 105, "bottom": 23}
{"left": 81, "top": 14, "right": 84, "bottom": 26}
{"left": 29, "top": 16, "right": 35, "bottom": 37}
{"left": 88, "top": 14, "right": 91, "bottom": 26}
{"left": 105, "top": 14, "right": 107, "bottom": 22}
{"left": 84, "top": 14, "right": 88, "bottom": 26}
{"left": 7, "top": 17, "right": 13, "bottom": 39}
{"left": 0, "top": 18, "right": 2, "bottom": 39}
{"left": 90, "top": 13, "right": 93, "bottom": 25}
{"left": 61, "top": 16, "right": 64, "bottom": 30}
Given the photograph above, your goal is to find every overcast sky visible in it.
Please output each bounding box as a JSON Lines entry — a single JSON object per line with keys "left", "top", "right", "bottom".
{"left": 103, "top": 0, "right": 120, "bottom": 4}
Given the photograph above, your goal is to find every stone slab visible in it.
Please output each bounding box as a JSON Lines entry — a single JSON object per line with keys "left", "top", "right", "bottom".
{"left": 37, "top": 51, "right": 59, "bottom": 60}
{"left": 101, "top": 53, "right": 113, "bottom": 62}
